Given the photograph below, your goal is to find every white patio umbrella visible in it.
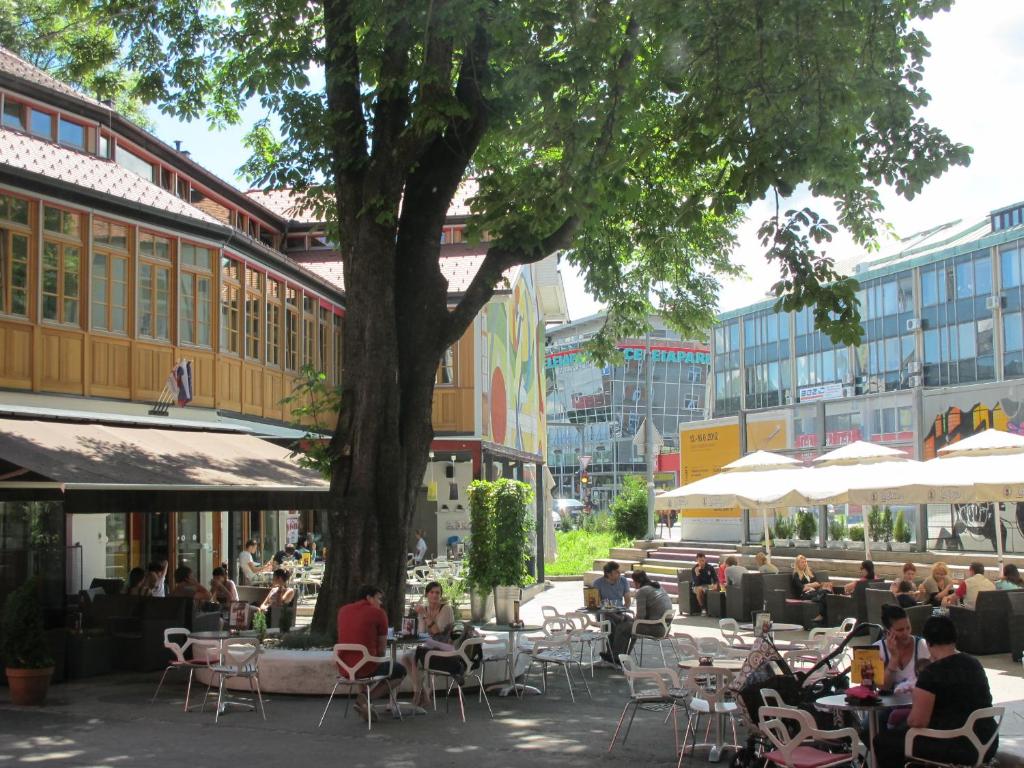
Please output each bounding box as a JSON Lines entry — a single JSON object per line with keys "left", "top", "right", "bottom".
{"left": 655, "top": 450, "right": 807, "bottom": 557}
{"left": 920, "top": 428, "right": 1024, "bottom": 564}
{"left": 804, "top": 440, "right": 925, "bottom": 560}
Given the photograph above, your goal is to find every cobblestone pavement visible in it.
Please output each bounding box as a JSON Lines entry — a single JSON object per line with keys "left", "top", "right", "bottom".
{"left": 1, "top": 580, "right": 1021, "bottom": 767}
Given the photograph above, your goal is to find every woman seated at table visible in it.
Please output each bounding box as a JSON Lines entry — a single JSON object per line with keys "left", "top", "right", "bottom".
{"left": 922, "top": 561, "right": 956, "bottom": 606}
{"left": 405, "top": 581, "right": 455, "bottom": 707}
{"left": 874, "top": 604, "right": 930, "bottom": 725}
{"left": 996, "top": 563, "right": 1023, "bottom": 590}
{"left": 259, "top": 569, "right": 296, "bottom": 612}
{"left": 890, "top": 562, "right": 925, "bottom": 601}
{"left": 124, "top": 567, "right": 146, "bottom": 595}
{"left": 209, "top": 566, "right": 239, "bottom": 604}
{"left": 873, "top": 615, "right": 997, "bottom": 767}
{"left": 843, "top": 559, "right": 876, "bottom": 595}
{"left": 790, "top": 555, "right": 832, "bottom": 623}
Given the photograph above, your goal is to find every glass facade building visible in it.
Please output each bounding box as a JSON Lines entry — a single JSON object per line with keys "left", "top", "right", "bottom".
{"left": 699, "top": 202, "right": 1024, "bottom": 554}
{"left": 545, "top": 315, "right": 710, "bottom": 510}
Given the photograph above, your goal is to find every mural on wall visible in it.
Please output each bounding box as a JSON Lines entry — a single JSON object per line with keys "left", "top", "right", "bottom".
{"left": 480, "top": 267, "right": 545, "bottom": 456}
{"left": 922, "top": 396, "right": 1024, "bottom": 553}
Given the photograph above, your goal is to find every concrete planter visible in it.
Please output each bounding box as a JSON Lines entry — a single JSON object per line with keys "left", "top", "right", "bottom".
{"left": 493, "top": 586, "right": 522, "bottom": 625}
{"left": 827, "top": 541, "right": 847, "bottom": 550}
{"left": 891, "top": 542, "right": 912, "bottom": 552}
{"left": 469, "top": 589, "right": 493, "bottom": 622}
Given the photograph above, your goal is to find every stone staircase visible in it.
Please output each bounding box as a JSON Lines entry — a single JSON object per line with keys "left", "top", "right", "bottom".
{"left": 584, "top": 540, "right": 1014, "bottom": 594}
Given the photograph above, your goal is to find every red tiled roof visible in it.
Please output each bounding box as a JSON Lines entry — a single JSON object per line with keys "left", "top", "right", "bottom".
{"left": 448, "top": 178, "right": 478, "bottom": 217}
{"left": 245, "top": 188, "right": 321, "bottom": 224}
{"left": 0, "top": 130, "right": 223, "bottom": 226}
{"left": 292, "top": 242, "right": 513, "bottom": 295}
{"left": 0, "top": 48, "right": 105, "bottom": 109}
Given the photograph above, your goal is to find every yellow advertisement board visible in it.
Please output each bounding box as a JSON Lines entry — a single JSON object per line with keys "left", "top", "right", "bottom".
{"left": 678, "top": 423, "right": 741, "bottom": 518}
{"left": 746, "top": 418, "right": 789, "bottom": 452}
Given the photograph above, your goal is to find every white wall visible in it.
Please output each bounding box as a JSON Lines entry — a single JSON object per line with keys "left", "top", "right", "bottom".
{"left": 70, "top": 514, "right": 107, "bottom": 590}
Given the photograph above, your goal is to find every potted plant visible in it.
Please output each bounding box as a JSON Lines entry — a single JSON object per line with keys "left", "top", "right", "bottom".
{"left": 849, "top": 525, "right": 865, "bottom": 543}
{"left": 466, "top": 481, "right": 495, "bottom": 621}
{"left": 892, "top": 510, "right": 912, "bottom": 552}
{"left": 793, "top": 509, "right": 817, "bottom": 547}
{"left": 828, "top": 514, "right": 847, "bottom": 549}
{"left": 1, "top": 577, "right": 55, "bottom": 705}
{"left": 867, "top": 507, "right": 888, "bottom": 551}
{"left": 773, "top": 516, "right": 794, "bottom": 547}
{"left": 489, "top": 479, "right": 534, "bottom": 625}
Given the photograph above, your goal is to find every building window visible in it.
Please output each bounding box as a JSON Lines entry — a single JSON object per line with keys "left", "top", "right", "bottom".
{"left": 285, "top": 286, "right": 299, "bottom": 370}
{"left": 91, "top": 219, "right": 129, "bottom": 334}
{"left": 116, "top": 144, "right": 156, "bottom": 183}
{"left": 436, "top": 346, "right": 455, "bottom": 385}
{"left": 333, "top": 312, "right": 343, "bottom": 384}
{"left": 179, "top": 242, "right": 213, "bottom": 347}
{"left": 318, "top": 307, "right": 329, "bottom": 378}
{"left": 302, "top": 295, "right": 316, "bottom": 368}
{"left": 98, "top": 133, "right": 111, "bottom": 159}
{"left": 244, "top": 267, "right": 263, "bottom": 360}
{"left": 266, "top": 278, "right": 282, "bottom": 367}
{"left": 2, "top": 100, "right": 24, "bottom": 130}
{"left": 58, "top": 118, "right": 86, "bottom": 151}
{"left": 138, "top": 232, "right": 171, "bottom": 340}
{"left": 41, "top": 206, "right": 81, "bottom": 325}
{"left": 29, "top": 108, "right": 53, "bottom": 140}
{"left": 220, "top": 256, "right": 241, "bottom": 354}
{"left": 0, "top": 193, "right": 30, "bottom": 318}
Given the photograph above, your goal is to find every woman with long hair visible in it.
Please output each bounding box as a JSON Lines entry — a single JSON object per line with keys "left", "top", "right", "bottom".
{"left": 997, "top": 563, "right": 1023, "bottom": 590}
{"left": 922, "top": 561, "right": 955, "bottom": 606}
{"left": 790, "top": 554, "right": 831, "bottom": 623}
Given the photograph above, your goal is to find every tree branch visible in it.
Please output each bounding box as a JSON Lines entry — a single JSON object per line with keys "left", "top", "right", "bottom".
{"left": 443, "top": 216, "right": 579, "bottom": 348}
{"left": 323, "top": 0, "right": 368, "bottom": 247}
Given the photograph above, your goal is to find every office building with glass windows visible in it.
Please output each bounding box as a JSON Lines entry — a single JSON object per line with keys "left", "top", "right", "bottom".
{"left": 544, "top": 314, "right": 711, "bottom": 511}
{"left": 686, "top": 200, "right": 1024, "bottom": 552}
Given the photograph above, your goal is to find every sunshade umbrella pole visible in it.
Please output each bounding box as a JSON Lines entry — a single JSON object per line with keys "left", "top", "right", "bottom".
{"left": 762, "top": 508, "right": 771, "bottom": 559}
{"left": 995, "top": 506, "right": 1005, "bottom": 567}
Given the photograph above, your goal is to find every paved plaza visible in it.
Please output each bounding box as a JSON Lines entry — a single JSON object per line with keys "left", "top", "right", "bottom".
{"left": 1, "top": 581, "right": 1023, "bottom": 767}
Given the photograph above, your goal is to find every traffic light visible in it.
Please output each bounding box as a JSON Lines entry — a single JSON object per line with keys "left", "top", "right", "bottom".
{"left": 580, "top": 470, "right": 590, "bottom": 486}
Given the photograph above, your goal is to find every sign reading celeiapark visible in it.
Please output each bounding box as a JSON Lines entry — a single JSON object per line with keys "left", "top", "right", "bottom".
{"left": 545, "top": 341, "right": 711, "bottom": 369}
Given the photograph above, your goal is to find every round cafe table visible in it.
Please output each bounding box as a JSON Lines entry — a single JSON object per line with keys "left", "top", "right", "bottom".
{"left": 815, "top": 692, "right": 912, "bottom": 768}
{"left": 738, "top": 622, "right": 804, "bottom": 633}
{"left": 480, "top": 623, "right": 542, "bottom": 697}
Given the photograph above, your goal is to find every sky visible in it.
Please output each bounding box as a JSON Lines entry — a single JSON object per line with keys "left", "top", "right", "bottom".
{"left": 147, "top": 1, "right": 1024, "bottom": 320}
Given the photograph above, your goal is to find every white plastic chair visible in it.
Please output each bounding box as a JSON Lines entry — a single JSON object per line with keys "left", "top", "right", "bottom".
{"left": 670, "top": 634, "right": 700, "bottom": 661}
{"left": 201, "top": 638, "right": 265, "bottom": 724}
{"left": 524, "top": 626, "right": 592, "bottom": 703}
{"left": 903, "top": 706, "right": 1004, "bottom": 768}
{"left": 422, "top": 636, "right": 493, "bottom": 721}
{"left": 565, "top": 610, "right": 610, "bottom": 674}
{"left": 609, "top": 655, "right": 687, "bottom": 755}
{"left": 318, "top": 643, "right": 399, "bottom": 731}
{"left": 757, "top": 705, "right": 861, "bottom": 768}
{"left": 631, "top": 609, "right": 675, "bottom": 666}
{"left": 719, "top": 618, "right": 750, "bottom": 649}
{"left": 150, "top": 627, "right": 214, "bottom": 711}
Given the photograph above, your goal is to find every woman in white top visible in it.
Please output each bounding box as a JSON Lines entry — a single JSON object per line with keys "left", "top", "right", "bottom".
{"left": 875, "top": 604, "right": 929, "bottom": 728}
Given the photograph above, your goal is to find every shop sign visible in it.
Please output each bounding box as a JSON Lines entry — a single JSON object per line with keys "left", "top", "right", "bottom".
{"left": 798, "top": 382, "right": 844, "bottom": 402}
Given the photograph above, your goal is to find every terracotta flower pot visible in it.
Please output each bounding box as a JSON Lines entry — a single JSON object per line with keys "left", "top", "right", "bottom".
{"left": 6, "top": 667, "right": 53, "bottom": 706}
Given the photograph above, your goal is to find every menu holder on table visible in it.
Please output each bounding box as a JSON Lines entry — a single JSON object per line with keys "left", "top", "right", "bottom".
{"left": 583, "top": 587, "right": 600, "bottom": 609}
{"left": 851, "top": 647, "right": 884, "bottom": 689}
{"left": 229, "top": 601, "right": 251, "bottom": 631}
{"left": 753, "top": 611, "right": 772, "bottom": 638}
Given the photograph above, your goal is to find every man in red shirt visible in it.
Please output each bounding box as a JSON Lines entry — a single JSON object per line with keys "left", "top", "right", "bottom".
{"left": 336, "top": 585, "right": 406, "bottom": 721}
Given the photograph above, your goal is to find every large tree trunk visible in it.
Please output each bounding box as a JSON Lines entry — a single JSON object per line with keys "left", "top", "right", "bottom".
{"left": 311, "top": 217, "right": 450, "bottom": 632}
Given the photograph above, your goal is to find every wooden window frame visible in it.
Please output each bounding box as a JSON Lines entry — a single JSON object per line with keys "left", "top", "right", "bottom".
{"left": 318, "top": 306, "right": 330, "bottom": 379}
{"left": 266, "top": 277, "right": 283, "bottom": 367}
{"left": 333, "top": 312, "right": 343, "bottom": 385}
{"left": 220, "top": 255, "right": 241, "bottom": 355}
{"left": 302, "top": 294, "right": 316, "bottom": 369}
{"left": 91, "top": 219, "right": 131, "bottom": 335}
{"left": 436, "top": 344, "right": 456, "bottom": 386}
{"left": 244, "top": 266, "right": 264, "bottom": 361}
{"left": 0, "top": 192, "right": 32, "bottom": 319}
{"left": 137, "top": 231, "right": 172, "bottom": 341}
{"left": 41, "top": 204, "right": 83, "bottom": 327}
{"left": 285, "top": 285, "right": 299, "bottom": 371}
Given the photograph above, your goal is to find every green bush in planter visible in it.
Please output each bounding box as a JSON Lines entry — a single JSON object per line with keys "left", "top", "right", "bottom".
{"left": 611, "top": 475, "right": 649, "bottom": 539}
{"left": 466, "top": 481, "right": 495, "bottom": 593}
{"left": 1, "top": 577, "right": 55, "bottom": 669}
{"left": 773, "top": 516, "right": 794, "bottom": 540}
{"left": 828, "top": 514, "right": 846, "bottom": 541}
{"left": 490, "top": 479, "right": 534, "bottom": 588}
{"left": 849, "top": 525, "right": 865, "bottom": 542}
{"left": 795, "top": 509, "right": 818, "bottom": 540}
{"left": 893, "top": 510, "right": 912, "bottom": 544}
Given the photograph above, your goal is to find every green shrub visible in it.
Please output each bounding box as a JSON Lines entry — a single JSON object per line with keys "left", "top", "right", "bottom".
{"left": 1, "top": 577, "right": 54, "bottom": 669}
{"left": 466, "top": 478, "right": 533, "bottom": 589}
{"left": 773, "top": 516, "right": 794, "bottom": 539}
{"left": 893, "top": 510, "right": 912, "bottom": 544}
{"left": 611, "top": 475, "right": 649, "bottom": 539}
{"left": 849, "top": 525, "right": 865, "bottom": 542}
{"left": 466, "top": 481, "right": 495, "bottom": 592}
{"left": 795, "top": 509, "right": 818, "bottom": 540}
{"left": 546, "top": 529, "right": 626, "bottom": 576}
{"left": 582, "top": 511, "right": 614, "bottom": 533}
{"left": 828, "top": 514, "right": 846, "bottom": 541}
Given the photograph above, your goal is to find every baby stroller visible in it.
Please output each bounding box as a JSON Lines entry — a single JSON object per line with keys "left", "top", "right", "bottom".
{"left": 728, "top": 623, "right": 882, "bottom": 768}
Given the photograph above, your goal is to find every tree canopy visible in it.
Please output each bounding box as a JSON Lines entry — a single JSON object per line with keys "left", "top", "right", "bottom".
{"left": 86, "top": 0, "right": 967, "bottom": 349}
{"left": 1, "top": 0, "right": 150, "bottom": 125}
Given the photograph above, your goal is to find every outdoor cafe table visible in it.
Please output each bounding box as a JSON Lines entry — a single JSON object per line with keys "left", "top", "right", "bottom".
{"left": 675, "top": 662, "right": 740, "bottom": 762}
{"left": 480, "top": 622, "right": 542, "bottom": 697}
{"left": 384, "top": 631, "right": 430, "bottom": 717}
{"left": 815, "top": 692, "right": 912, "bottom": 768}
{"left": 678, "top": 658, "right": 744, "bottom": 671}
{"left": 738, "top": 622, "right": 804, "bottom": 633}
